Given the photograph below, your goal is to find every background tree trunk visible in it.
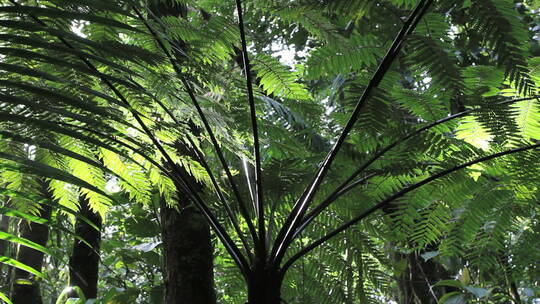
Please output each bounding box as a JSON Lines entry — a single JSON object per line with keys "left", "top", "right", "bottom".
{"left": 160, "top": 201, "right": 215, "bottom": 303}
{"left": 0, "top": 215, "right": 9, "bottom": 256}
{"left": 68, "top": 196, "right": 102, "bottom": 299}
{"left": 10, "top": 181, "right": 52, "bottom": 304}
{"left": 148, "top": 1, "right": 217, "bottom": 303}
{"left": 0, "top": 213, "right": 12, "bottom": 290}
{"left": 393, "top": 246, "right": 458, "bottom": 304}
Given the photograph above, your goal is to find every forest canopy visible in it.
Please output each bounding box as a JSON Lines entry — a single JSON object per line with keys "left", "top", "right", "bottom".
{"left": 0, "top": 0, "right": 539, "bottom": 303}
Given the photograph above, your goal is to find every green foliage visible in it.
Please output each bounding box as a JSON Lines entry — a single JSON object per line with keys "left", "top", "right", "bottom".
{"left": 305, "top": 35, "right": 380, "bottom": 79}
{"left": 252, "top": 53, "right": 311, "bottom": 100}
{"left": 0, "top": 0, "right": 539, "bottom": 303}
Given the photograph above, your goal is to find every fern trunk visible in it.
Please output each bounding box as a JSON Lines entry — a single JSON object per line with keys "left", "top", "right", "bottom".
{"left": 246, "top": 265, "right": 283, "bottom": 304}
{"left": 11, "top": 181, "right": 52, "bottom": 304}
{"left": 68, "top": 196, "right": 102, "bottom": 299}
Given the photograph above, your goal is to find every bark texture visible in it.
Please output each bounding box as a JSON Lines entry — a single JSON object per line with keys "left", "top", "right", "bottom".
{"left": 68, "top": 196, "right": 102, "bottom": 299}
{"left": 160, "top": 202, "right": 216, "bottom": 304}
{"left": 11, "top": 182, "right": 52, "bottom": 304}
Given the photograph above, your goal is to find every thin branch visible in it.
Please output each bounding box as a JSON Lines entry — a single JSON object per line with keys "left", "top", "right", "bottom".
{"left": 169, "top": 175, "right": 250, "bottom": 275}
{"left": 129, "top": 6, "right": 253, "bottom": 271}
{"left": 156, "top": 91, "right": 253, "bottom": 256}
{"left": 241, "top": 157, "right": 257, "bottom": 208}
{"left": 271, "top": 0, "right": 433, "bottom": 265}
{"left": 281, "top": 142, "right": 540, "bottom": 273}
{"left": 179, "top": 79, "right": 259, "bottom": 244}
{"left": 235, "top": 0, "right": 266, "bottom": 251}
{"left": 291, "top": 95, "right": 539, "bottom": 239}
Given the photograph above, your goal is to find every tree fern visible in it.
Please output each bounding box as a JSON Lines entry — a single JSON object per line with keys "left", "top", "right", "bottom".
{"left": 0, "top": 0, "right": 539, "bottom": 303}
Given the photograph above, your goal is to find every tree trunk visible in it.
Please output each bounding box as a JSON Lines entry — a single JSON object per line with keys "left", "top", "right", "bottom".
{"left": 11, "top": 181, "right": 52, "bottom": 304}
{"left": 0, "top": 213, "right": 11, "bottom": 289}
{"left": 156, "top": 137, "right": 217, "bottom": 303}
{"left": 246, "top": 265, "right": 283, "bottom": 304}
{"left": 68, "top": 196, "right": 102, "bottom": 299}
{"left": 148, "top": 2, "right": 217, "bottom": 303}
{"left": 0, "top": 215, "right": 9, "bottom": 256}
{"left": 160, "top": 202, "right": 215, "bottom": 303}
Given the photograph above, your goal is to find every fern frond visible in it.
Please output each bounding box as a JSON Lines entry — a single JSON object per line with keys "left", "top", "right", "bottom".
{"left": 468, "top": 0, "right": 535, "bottom": 95}
{"left": 405, "top": 35, "right": 463, "bottom": 93}
{"left": 305, "top": 35, "right": 380, "bottom": 79}
{"left": 252, "top": 53, "right": 311, "bottom": 100}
